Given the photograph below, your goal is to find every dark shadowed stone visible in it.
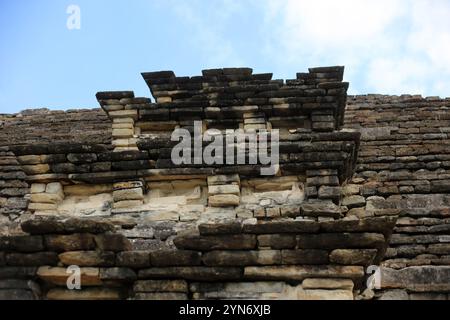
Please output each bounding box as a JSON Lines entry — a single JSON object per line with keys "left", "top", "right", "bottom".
{"left": 301, "top": 201, "right": 341, "bottom": 218}
{"left": 0, "top": 267, "right": 37, "bottom": 279}
{"left": 116, "top": 251, "right": 151, "bottom": 268}
{"left": 329, "top": 249, "right": 378, "bottom": 265}
{"left": 0, "top": 279, "right": 30, "bottom": 289}
{"left": 297, "top": 233, "right": 385, "bottom": 249}
{"left": 281, "top": 250, "right": 329, "bottom": 265}
{"left": 99, "top": 267, "right": 137, "bottom": 282}
{"left": 257, "top": 234, "right": 296, "bottom": 249}
{"left": 243, "top": 221, "right": 319, "bottom": 234}
{"left": 58, "top": 251, "right": 115, "bottom": 267}
{"left": 150, "top": 250, "right": 202, "bottom": 267}
{"left": 202, "top": 250, "right": 280, "bottom": 266}
{"left": 94, "top": 234, "right": 132, "bottom": 252}
{"left": 379, "top": 266, "right": 450, "bottom": 292}
{"left": 198, "top": 221, "right": 243, "bottom": 235}
{"left": 134, "top": 280, "right": 188, "bottom": 293}
{"left": 0, "top": 289, "right": 35, "bottom": 300}
{"left": 0, "top": 236, "right": 44, "bottom": 253}
{"left": 6, "top": 252, "right": 58, "bottom": 266}
{"left": 0, "top": 252, "right": 5, "bottom": 266}
{"left": 21, "top": 218, "right": 115, "bottom": 235}
{"left": 319, "top": 217, "right": 397, "bottom": 237}
{"left": 44, "top": 234, "right": 95, "bottom": 252}
{"left": 173, "top": 234, "right": 256, "bottom": 251}
{"left": 138, "top": 267, "right": 243, "bottom": 281}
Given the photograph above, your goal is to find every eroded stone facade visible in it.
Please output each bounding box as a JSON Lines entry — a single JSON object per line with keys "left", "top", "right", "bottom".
{"left": 0, "top": 67, "right": 449, "bottom": 300}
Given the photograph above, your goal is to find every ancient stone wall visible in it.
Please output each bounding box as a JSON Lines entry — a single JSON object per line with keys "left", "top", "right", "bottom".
{"left": 344, "top": 94, "right": 450, "bottom": 300}
{"left": 0, "top": 68, "right": 449, "bottom": 300}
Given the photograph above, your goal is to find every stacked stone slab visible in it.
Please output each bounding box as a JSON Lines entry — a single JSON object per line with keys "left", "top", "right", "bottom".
{"left": 207, "top": 174, "right": 240, "bottom": 207}
{"left": 344, "top": 94, "right": 450, "bottom": 299}
{"left": 0, "top": 216, "right": 396, "bottom": 300}
{"left": 0, "top": 146, "right": 29, "bottom": 231}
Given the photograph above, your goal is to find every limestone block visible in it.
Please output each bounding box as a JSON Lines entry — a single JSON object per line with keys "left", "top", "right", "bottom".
{"left": 302, "top": 278, "right": 354, "bottom": 290}
{"left": 112, "top": 128, "right": 134, "bottom": 138}
{"left": 281, "top": 250, "right": 329, "bottom": 265}
{"left": 37, "top": 266, "right": 101, "bottom": 286}
{"left": 150, "top": 250, "right": 202, "bottom": 267}
{"left": 174, "top": 234, "right": 256, "bottom": 251}
{"left": 244, "top": 265, "right": 365, "bottom": 282}
{"left": 208, "top": 184, "right": 240, "bottom": 196}
{"left": 64, "top": 184, "right": 112, "bottom": 196}
{"left": 330, "top": 249, "right": 378, "bottom": 265}
{"left": 5, "top": 252, "right": 58, "bottom": 266}
{"left": 30, "top": 183, "right": 46, "bottom": 194}
{"left": 30, "top": 193, "right": 63, "bottom": 204}
{"left": 156, "top": 97, "right": 172, "bottom": 103}
{"left": 99, "top": 267, "right": 137, "bottom": 282}
{"left": 209, "top": 194, "right": 240, "bottom": 207}
{"left": 94, "top": 234, "right": 132, "bottom": 252}
{"left": 113, "top": 200, "right": 143, "bottom": 209}
{"left": 113, "top": 181, "right": 144, "bottom": 190}
{"left": 58, "top": 251, "right": 115, "bottom": 267}
{"left": 113, "top": 188, "right": 144, "bottom": 202}
{"left": 28, "top": 203, "right": 58, "bottom": 211}
{"left": 112, "top": 123, "right": 134, "bottom": 130}
{"left": 202, "top": 250, "right": 281, "bottom": 266}
{"left": 17, "top": 155, "right": 42, "bottom": 165}
{"left": 44, "top": 234, "right": 96, "bottom": 252}
{"left": 342, "top": 195, "right": 366, "bottom": 208}
{"left": 207, "top": 174, "right": 240, "bottom": 186}
{"left": 134, "top": 280, "right": 188, "bottom": 293}
{"left": 45, "top": 182, "right": 64, "bottom": 196}
{"left": 297, "top": 233, "right": 385, "bottom": 249}
{"left": 257, "top": 234, "right": 296, "bottom": 249}
{"left": 22, "top": 164, "right": 50, "bottom": 175}
{"left": 113, "top": 117, "right": 134, "bottom": 124}
{"left": 138, "top": 267, "right": 242, "bottom": 282}
{"left": 116, "top": 251, "right": 151, "bottom": 268}
{"left": 109, "top": 110, "right": 138, "bottom": 120}
{"left": 134, "top": 292, "right": 187, "bottom": 300}
{"left": 299, "top": 289, "right": 354, "bottom": 300}
{"left": 47, "top": 288, "right": 122, "bottom": 300}
{"left": 342, "top": 184, "right": 361, "bottom": 196}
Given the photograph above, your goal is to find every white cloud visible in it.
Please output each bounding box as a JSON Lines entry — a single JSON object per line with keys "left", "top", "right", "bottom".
{"left": 261, "top": 0, "right": 450, "bottom": 97}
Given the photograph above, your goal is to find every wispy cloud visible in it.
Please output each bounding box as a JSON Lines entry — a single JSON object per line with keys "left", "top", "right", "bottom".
{"left": 260, "top": 0, "right": 450, "bottom": 96}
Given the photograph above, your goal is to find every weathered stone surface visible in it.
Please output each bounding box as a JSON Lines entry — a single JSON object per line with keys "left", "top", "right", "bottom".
{"left": 297, "top": 233, "right": 385, "bottom": 249}
{"left": 202, "top": 250, "right": 280, "bottom": 266}
{"left": 0, "top": 252, "right": 4, "bottom": 266}
{"left": 21, "top": 218, "right": 115, "bottom": 235}
{"left": 133, "top": 292, "right": 188, "bottom": 300}
{"left": 0, "top": 267, "right": 37, "bottom": 279}
{"left": 243, "top": 221, "right": 319, "bottom": 234}
{"left": 244, "top": 265, "right": 365, "bottom": 281}
{"left": 58, "top": 251, "right": 115, "bottom": 267}
{"left": 47, "top": 288, "right": 122, "bottom": 300}
{"left": 94, "top": 234, "right": 132, "bottom": 252}
{"left": 134, "top": 280, "right": 188, "bottom": 293}
{"left": 208, "top": 194, "right": 240, "bottom": 207}
{"left": 5, "top": 252, "right": 58, "bottom": 266}
{"left": 0, "top": 236, "right": 44, "bottom": 252}
{"left": 113, "top": 188, "right": 143, "bottom": 202}
{"left": 301, "top": 201, "right": 341, "bottom": 218}
{"left": 116, "top": 251, "right": 150, "bottom": 268}
{"left": 329, "top": 249, "right": 378, "bottom": 265}
{"left": 139, "top": 267, "right": 243, "bottom": 281}
{"left": 378, "top": 289, "right": 409, "bottom": 300}
{"left": 99, "top": 267, "right": 137, "bottom": 282}
{"left": 379, "top": 266, "right": 450, "bottom": 292}
{"left": 208, "top": 185, "right": 240, "bottom": 196}
{"left": 37, "top": 266, "right": 101, "bottom": 286}
{"left": 44, "top": 234, "right": 95, "bottom": 252}
{"left": 299, "top": 289, "right": 354, "bottom": 300}
{"left": 342, "top": 195, "right": 366, "bottom": 208}
{"left": 302, "top": 278, "right": 354, "bottom": 290}
{"left": 0, "top": 289, "right": 35, "bottom": 300}
{"left": 150, "top": 250, "right": 202, "bottom": 267}
{"left": 198, "top": 221, "right": 243, "bottom": 235}
{"left": 281, "top": 250, "right": 329, "bottom": 265}
{"left": 319, "top": 217, "right": 397, "bottom": 237}
{"left": 174, "top": 234, "right": 256, "bottom": 251}
{"left": 257, "top": 234, "right": 296, "bottom": 249}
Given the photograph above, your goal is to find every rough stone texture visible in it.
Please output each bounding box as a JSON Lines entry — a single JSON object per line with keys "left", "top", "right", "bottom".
{"left": 1, "top": 68, "right": 449, "bottom": 300}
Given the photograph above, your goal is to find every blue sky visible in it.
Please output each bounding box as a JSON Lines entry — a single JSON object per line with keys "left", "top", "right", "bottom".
{"left": 1, "top": 0, "right": 450, "bottom": 113}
